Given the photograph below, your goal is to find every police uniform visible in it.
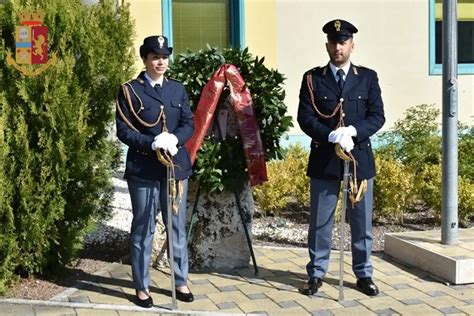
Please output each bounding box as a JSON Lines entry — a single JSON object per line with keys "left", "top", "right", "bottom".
{"left": 115, "top": 36, "right": 194, "bottom": 306}
{"left": 297, "top": 20, "right": 385, "bottom": 296}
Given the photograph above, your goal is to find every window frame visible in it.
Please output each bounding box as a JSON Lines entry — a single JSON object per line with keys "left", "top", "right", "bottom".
{"left": 162, "top": 0, "right": 245, "bottom": 56}
{"left": 429, "top": 0, "right": 474, "bottom": 75}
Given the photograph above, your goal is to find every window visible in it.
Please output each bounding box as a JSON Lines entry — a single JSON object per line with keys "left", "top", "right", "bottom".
{"left": 429, "top": 0, "right": 474, "bottom": 75}
{"left": 162, "top": 0, "right": 244, "bottom": 56}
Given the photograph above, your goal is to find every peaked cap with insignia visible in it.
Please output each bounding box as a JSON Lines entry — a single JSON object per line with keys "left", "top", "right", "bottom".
{"left": 322, "top": 19, "right": 358, "bottom": 42}
{"left": 139, "top": 35, "right": 173, "bottom": 58}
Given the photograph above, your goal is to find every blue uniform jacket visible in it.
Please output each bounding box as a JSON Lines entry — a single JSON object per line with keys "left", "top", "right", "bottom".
{"left": 116, "top": 71, "right": 194, "bottom": 181}
{"left": 297, "top": 64, "right": 385, "bottom": 180}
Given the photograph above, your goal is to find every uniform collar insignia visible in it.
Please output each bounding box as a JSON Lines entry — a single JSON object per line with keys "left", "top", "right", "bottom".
{"left": 353, "top": 65, "right": 359, "bottom": 75}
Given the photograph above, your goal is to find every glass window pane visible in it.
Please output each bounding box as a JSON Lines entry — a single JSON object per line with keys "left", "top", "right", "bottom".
{"left": 434, "top": 0, "right": 474, "bottom": 64}
{"left": 173, "top": 0, "right": 230, "bottom": 54}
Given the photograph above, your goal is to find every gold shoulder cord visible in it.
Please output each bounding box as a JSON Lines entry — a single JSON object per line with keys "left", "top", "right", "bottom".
{"left": 305, "top": 70, "right": 367, "bottom": 207}
{"left": 116, "top": 83, "right": 183, "bottom": 214}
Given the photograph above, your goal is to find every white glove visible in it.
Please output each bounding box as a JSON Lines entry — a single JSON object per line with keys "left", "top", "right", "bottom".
{"left": 328, "top": 127, "right": 344, "bottom": 143}
{"left": 329, "top": 125, "right": 357, "bottom": 144}
{"left": 151, "top": 132, "right": 179, "bottom": 154}
{"left": 339, "top": 134, "right": 354, "bottom": 152}
{"left": 162, "top": 133, "right": 178, "bottom": 156}
{"left": 151, "top": 141, "right": 178, "bottom": 156}
{"left": 166, "top": 145, "right": 178, "bottom": 156}
{"left": 152, "top": 132, "right": 170, "bottom": 150}
{"left": 344, "top": 125, "right": 357, "bottom": 137}
{"left": 166, "top": 133, "right": 178, "bottom": 147}
{"left": 151, "top": 139, "right": 159, "bottom": 151}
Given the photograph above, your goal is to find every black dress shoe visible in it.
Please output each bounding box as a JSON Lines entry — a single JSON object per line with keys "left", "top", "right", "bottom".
{"left": 136, "top": 294, "right": 153, "bottom": 308}
{"left": 356, "top": 277, "right": 379, "bottom": 296}
{"left": 298, "top": 278, "right": 323, "bottom": 295}
{"left": 176, "top": 289, "right": 194, "bottom": 302}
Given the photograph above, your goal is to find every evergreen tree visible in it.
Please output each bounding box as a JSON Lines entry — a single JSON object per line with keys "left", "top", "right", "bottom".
{"left": 0, "top": 0, "right": 135, "bottom": 292}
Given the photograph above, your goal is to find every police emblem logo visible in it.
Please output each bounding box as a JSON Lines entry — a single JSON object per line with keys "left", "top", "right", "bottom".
{"left": 334, "top": 20, "right": 341, "bottom": 32}
{"left": 158, "top": 36, "right": 165, "bottom": 49}
{"left": 6, "top": 8, "right": 57, "bottom": 76}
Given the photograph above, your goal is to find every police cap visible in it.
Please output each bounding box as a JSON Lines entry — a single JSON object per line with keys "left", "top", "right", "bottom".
{"left": 322, "top": 19, "right": 358, "bottom": 42}
{"left": 140, "top": 35, "right": 173, "bottom": 58}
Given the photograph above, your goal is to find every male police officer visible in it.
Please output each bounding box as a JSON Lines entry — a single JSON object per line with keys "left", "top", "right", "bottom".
{"left": 116, "top": 35, "right": 194, "bottom": 307}
{"left": 297, "top": 19, "right": 385, "bottom": 296}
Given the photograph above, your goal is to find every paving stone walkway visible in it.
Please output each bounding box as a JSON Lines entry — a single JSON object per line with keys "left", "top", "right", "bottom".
{"left": 1, "top": 245, "right": 474, "bottom": 315}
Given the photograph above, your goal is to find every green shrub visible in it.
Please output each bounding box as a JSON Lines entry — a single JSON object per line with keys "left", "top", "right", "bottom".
{"left": 377, "top": 104, "right": 441, "bottom": 173}
{"left": 458, "top": 178, "right": 474, "bottom": 225}
{"left": 0, "top": 0, "right": 134, "bottom": 292}
{"left": 167, "top": 47, "right": 292, "bottom": 193}
{"left": 373, "top": 153, "right": 415, "bottom": 223}
{"left": 419, "top": 164, "right": 474, "bottom": 226}
{"left": 253, "top": 144, "right": 309, "bottom": 215}
{"left": 375, "top": 104, "right": 473, "bottom": 222}
{"left": 255, "top": 105, "right": 472, "bottom": 224}
{"left": 459, "top": 124, "right": 473, "bottom": 182}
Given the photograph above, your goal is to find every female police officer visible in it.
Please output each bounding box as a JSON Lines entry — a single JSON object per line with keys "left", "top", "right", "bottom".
{"left": 116, "top": 35, "right": 194, "bottom": 307}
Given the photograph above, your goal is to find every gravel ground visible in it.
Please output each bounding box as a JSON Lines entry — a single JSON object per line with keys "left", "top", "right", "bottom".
{"left": 90, "top": 173, "right": 456, "bottom": 254}
{"left": 252, "top": 216, "right": 438, "bottom": 252}
{"left": 83, "top": 174, "right": 132, "bottom": 250}
{"left": 92, "top": 174, "right": 424, "bottom": 253}
{"left": 3, "top": 172, "right": 445, "bottom": 300}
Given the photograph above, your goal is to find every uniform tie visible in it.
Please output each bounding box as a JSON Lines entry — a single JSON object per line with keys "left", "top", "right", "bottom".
{"left": 154, "top": 83, "right": 162, "bottom": 97}
{"left": 337, "top": 69, "right": 345, "bottom": 91}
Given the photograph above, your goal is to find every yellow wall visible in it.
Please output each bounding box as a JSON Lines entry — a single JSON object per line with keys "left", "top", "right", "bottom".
{"left": 245, "top": 0, "right": 277, "bottom": 69}
{"left": 124, "top": 0, "right": 163, "bottom": 75}
{"left": 127, "top": 0, "right": 277, "bottom": 70}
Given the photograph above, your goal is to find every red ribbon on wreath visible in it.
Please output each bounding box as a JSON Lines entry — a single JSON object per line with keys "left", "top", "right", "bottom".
{"left": 185, "top": 64, "right": 268, "bottom": 186}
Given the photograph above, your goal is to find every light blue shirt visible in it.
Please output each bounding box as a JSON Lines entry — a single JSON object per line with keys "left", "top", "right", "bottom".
{"left": 144, "top": 72, "right": 164, "bottom": 88}
{"left": 329, "top": 62, "right": 351, "bottom": 82}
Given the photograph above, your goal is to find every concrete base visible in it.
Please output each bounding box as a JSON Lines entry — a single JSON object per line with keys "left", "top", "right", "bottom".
{"left": 385, "top": 228, "right": 474, "bottom": 284}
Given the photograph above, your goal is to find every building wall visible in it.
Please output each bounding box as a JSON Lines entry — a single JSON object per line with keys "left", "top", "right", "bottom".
{"left": 125, "top": 0, "right": 163, "bottom": 74}
{"left": 125, "top": 0, "right": 472, "bottom": 134}
{"left": 127, "top": 0, "right": 278, "bottom": 72}
{"left": 245, "top": 0, "right": 277, "bottom": 68}
{"left": 275, "top": 0, "right": 473, "bottom": 134}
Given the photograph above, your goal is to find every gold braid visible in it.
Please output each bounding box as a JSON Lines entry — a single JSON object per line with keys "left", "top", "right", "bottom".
{"left": 117, "top": 83, "right": 182, "bottom": 214}
{"left": 305, "top": 70, "right": 367, "bottom": 207}
{"left": 123, "top": 83, "right": 163, "bottom": 127}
